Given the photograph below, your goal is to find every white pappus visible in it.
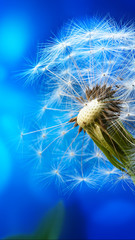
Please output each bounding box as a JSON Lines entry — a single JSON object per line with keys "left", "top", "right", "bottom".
{"left": 21, "top": 17, "right": 135, "bottom": 192}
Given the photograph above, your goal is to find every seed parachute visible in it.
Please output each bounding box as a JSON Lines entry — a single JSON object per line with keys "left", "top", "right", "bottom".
{"left": 22, "top": 17, "right": 135, "bottom": 191}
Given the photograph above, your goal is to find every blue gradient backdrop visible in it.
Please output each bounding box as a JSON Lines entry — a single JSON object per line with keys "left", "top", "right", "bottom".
{"left": 0, "top": 0, "right": 135, "bottom": 239}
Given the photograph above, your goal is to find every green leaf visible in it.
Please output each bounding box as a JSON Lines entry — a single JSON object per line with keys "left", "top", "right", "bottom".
{"left": 5, "top": 236, "right": 33, "bottom": 240}
{"left": 34, "top": 201, "right": 65, "bottom": 240}
{"left": 5, "top": 201, "right": 65, "bottom": 240}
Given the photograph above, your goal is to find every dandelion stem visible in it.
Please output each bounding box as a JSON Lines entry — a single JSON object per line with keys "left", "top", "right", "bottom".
{"left": 85, "top": 121, "right": 135, "bottom": 179}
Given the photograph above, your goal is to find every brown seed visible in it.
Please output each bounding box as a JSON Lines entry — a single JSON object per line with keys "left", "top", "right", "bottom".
{"left": 69, "top": 117, "right": 77, "bottom": 123}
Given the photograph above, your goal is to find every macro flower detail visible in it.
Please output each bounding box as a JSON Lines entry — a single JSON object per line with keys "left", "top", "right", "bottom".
{"left": 23, "top": 18, "right": 135, "bottom": 191}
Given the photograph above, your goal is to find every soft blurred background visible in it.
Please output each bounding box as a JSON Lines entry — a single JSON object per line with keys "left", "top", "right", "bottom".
{"left": 0, "top": 0, "right": 135, "bottom": 239}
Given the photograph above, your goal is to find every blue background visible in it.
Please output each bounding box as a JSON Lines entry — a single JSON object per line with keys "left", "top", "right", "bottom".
{"left": 0, "top": 0, "right": 135, "bottom": 239}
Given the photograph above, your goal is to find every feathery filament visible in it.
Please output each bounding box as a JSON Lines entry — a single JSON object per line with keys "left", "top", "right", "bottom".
{"left": 22, "top": 17, "right": 135, "bottom": 191}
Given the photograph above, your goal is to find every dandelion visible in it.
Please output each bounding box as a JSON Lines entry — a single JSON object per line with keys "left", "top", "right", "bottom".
{"left": 23, "top": 17, "right": 135, "bottom": 191}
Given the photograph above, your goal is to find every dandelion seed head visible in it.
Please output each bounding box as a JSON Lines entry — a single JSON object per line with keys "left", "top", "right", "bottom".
{"left": 23, "top": 17, "right": 135, "bottom": 192}
{"left": 77, "top": 99, "right": 103, "bottom": 128}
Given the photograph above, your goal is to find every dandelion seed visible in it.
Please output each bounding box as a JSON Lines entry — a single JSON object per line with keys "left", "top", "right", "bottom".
{"left": 23, "top": 17, "right": 135, "bottom": 191}
{"left": 20, "top": 132, "right": 23, "bottom": 139}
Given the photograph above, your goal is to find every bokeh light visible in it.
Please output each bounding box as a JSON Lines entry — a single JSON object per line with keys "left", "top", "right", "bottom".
{"left": 0, "top": 65, "right": 7, "bottom": 82}
{"left": 93, "top": 200, "right": 135, "bottom": 225}
{"left": 0, "top": 139, "right": 11, "bottom": 192}
{"left": 0, "top": 15, "right": 30, "bottom": 63}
